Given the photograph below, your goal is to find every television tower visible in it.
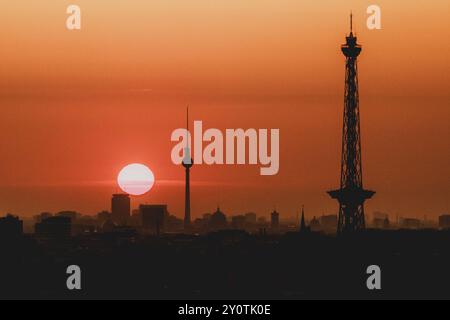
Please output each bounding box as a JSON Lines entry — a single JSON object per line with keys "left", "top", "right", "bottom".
{"left": 328, "top": 14, "right": 375, "bottom": 234}
{"left": 183, "top": 106, "right": 193, "bottom": 230}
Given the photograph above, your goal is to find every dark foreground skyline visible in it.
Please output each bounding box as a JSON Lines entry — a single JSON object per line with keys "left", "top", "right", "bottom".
{"left": 2, "top": 215, "right": 450, "bottom": 299}
{"left": 1, "top": 180, "right": 449, "bottom": 298}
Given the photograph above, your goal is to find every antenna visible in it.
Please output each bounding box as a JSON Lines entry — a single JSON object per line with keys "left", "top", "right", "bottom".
{"left": 186, "top": 105, "right": 189, "bottom": 148}
{"left": 183, "top": 105, "right": 192, "bottom": 165}
{"left": 186, "top": 105, "right": 189, "bottom": 131}
{"left": 350, "top": 12, "right": 353, "bottom": 33}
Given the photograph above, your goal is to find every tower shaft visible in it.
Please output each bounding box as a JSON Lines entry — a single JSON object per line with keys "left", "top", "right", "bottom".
{"left": 183, "top": 106, "right": 193, "bottom": 230}
{"left": 328, "top": 16, "right": 375, "bottom": 234}
{"left": 184, "top": 164, "right": 192, "bottom": 229}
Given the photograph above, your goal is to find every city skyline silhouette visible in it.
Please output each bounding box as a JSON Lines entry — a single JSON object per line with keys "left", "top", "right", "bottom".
{"left": 3, "top": 15, "right": 445, "bottom": 231}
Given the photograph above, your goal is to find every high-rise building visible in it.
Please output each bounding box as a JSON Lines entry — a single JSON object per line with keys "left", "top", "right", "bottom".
{"left": 327, "top": 14, "right": 375, "bottom": 234}
{"left": 271, "top": 210, "right": 280, "bottom": 229}
{"left": 111, "top": 194, "right": 131, "bottom": 226}
{"left": 140, "top": 204, "right": 167, "bottom": 235}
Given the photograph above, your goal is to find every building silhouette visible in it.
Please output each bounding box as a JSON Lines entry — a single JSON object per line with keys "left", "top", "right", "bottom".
{"left": 245, "top": 212, "right": 257, "bottom": 225}
{"left": 97, "top": 210, "right": 111, "bottom": 225}
{"left": 231, "top": 215, "right": 246, "bottom": 230}
{"left": 35, "top": 216, "right": 71, "bottom": 240}
{"left": 320, "top": 215, "right": 338, "bottom": 233}
{"left": 271, "top": 210, "right": 280, "bottom": 230}
{"left": 439, "top": 215, "right": 450, "bottom": 229}
{"left": 34, "top": 212, "right": 53, "bottom": 223}
{"left": 327, "top": 14, "right": 375, "bottom": 234}
{"left": 56, "top": 211, "right": 79, "bottom": 222}
{"left": 309, "top": 216, "right": 321, "bottom": 232}
{"left": 0, "top": 214, "right": 23, "bottom": 239}
{"left": 101, "top": 219, "right": 117, "bottom": 233}
{"left": 140, "top": 204, "right": 167, "bottom": 235}
{"left": 299, "top": 206, "right": 310, "bottom": 233}
{"left": 111, "top": 194, "right": 131, "bottom": 226}
{"left": 210, "top": 207, "right": 227, "bottom": 230}
{"left": 401, "top": 218, "right": 421, "bottom": 229}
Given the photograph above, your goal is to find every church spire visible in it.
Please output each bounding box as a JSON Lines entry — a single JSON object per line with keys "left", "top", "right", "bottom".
{"left": 300, "top": 205, "right": 307, "bottom": 232}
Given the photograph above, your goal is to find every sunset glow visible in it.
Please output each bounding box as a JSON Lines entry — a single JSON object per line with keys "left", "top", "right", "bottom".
{"left": 0, "top": 0, "right": 448, "bottom": 219}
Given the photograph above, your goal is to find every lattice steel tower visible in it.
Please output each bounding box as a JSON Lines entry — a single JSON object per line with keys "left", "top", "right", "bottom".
{"left": 328, "top": 14, "right": 375, "bottom": 234}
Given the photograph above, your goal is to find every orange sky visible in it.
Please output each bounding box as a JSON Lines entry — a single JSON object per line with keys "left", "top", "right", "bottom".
{"left": 0, "top": 0, "right": 449, "bottom": 220}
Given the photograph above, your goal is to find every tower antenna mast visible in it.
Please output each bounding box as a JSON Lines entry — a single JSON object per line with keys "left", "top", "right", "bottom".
{"left": 350, "top": 12, "right": 353, "bottom": 33}
{"left": 186, "top": 105, "right": 189, "bottom": 148}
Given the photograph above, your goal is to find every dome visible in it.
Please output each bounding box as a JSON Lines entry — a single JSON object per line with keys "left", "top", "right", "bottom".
{"left": 210, "top": 207, "right": 227, "bottom": 229}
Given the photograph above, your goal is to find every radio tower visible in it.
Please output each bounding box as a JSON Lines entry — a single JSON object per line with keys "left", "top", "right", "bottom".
{"left": 328, "top": 14, "right": 375, "bottom": 234}
{"left": 183, "top": 106, "right": 193, "bottom": 231}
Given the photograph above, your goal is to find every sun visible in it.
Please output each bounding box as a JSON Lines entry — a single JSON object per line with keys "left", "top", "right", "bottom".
{"left": 117, "top": 163, "right": 155, "bottom": 196}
